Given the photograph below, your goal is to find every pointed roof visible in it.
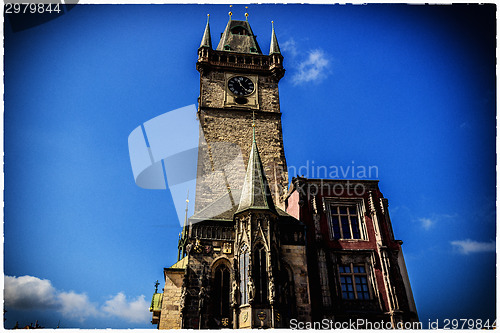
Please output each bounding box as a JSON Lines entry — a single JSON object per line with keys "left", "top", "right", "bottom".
{"left": 236, "top": 133, "right": 276, "bottom": 214}
{"left": 269, "top": 21, "right": 281, "bottom": 55}
{"left": 216, "top": 19, "right": 262, "bottom": 54}
{"left": 199, "top": 15, "right": 212, "bottom": 49}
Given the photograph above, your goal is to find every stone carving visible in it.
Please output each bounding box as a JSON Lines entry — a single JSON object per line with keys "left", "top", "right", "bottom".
{"left": 179, "top": 287, "right": 188, "bottom": 314}
{"left": 269, "top": 276, "right": 275, "bottom": 304}
{"left": 248, "top": 277, "right": 255, "bottom": 303}
{"left": 198, "top": 286, "right": 206, "bottom": 312}
{"left": 231, "top": 280, "right": 239, "bottom": 307}
{"left": 193, "top": 238, "right": 203, "bottom": 254}
{"left": 312, "top": 196, "right": 318, "bottom": 214}
{"left": 186, "top": 243, "right": 193, "bottom": 255}
{"left": 368, "top": 191, "right": 376, "bottom": 214}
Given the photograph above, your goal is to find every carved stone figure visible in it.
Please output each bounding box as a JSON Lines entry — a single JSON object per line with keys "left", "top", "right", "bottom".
{"left": 198, "top": 286, "right": 206, "bottom": 312}
{"left": 231, "top": 280, "right": 239, "bottom": 306}
{"left": 248, "top": 277, "right": 255, "bottom": 303}
{"left": 186, "top": 243, "right": 193, "bottom": 254}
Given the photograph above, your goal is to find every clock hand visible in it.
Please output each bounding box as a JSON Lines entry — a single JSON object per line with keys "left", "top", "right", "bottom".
{"left": 240, "top": 80, "right": 253, "bottom": 93}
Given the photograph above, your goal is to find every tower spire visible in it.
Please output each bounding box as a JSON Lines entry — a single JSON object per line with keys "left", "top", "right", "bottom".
{"left": 199, "top": 14, "right": 212, "bottom": 49}
{"left": 236, "top": 121, "right": 276, "bottom": 214}
{"left": 269, "top": 20, "right": 281, "bottom": 55}
{"left": 217, "top": 12, "right": 262, "bottom": 54}
{"left": 177, "top": 190, "right": 190, "bottom": 261}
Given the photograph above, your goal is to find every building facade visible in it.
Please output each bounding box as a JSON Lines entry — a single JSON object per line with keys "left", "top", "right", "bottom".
{"left": 287, "top": 177, "right": 418, "bottom": 326}
{"left": 149, "top": 14, "right": 417, "bottom": 329}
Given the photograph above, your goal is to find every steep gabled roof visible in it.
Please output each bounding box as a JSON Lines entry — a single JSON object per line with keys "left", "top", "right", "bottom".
{"left": 216, "top": 19, "right": 262, "bottom": 54}
{"left": 236, "top": 133, "right": 276, "bottom": 214}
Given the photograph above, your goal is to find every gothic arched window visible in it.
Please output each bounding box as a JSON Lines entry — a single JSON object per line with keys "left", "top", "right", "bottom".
{"left": 239, "top": 245, "right": 249, "bottom": 304}
{"left": 253, "top": 244, "right": 268, "bottom": 304}
{"left": 213, "top": 264, "right": 231, "bottom": 319}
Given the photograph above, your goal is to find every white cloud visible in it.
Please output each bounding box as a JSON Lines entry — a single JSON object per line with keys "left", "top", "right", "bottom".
{"left": 57, "top": 291, "right": 100, "bottom": 322}
{"left": 418, "top": 217, "right": 434, "bottom": 230}
{"left": 450, "top": 239, "right": 495, "bottom": 255}
{"left": 102, "top": 292, "right": 150, "bottom": 323}
{"left": 4, "top": 275, "right": 58, "bottom": 310}
{"left": 281, "top": 38, "right": 298, "bottom": 58}
{"left": 417, "top": 213, "right": 456, "bottom": 231}
{"left": 5, "top": 275, "right": 149, "bottom": 324}
{"left": 291, "top": 49, "right": 330, "bottom": 85}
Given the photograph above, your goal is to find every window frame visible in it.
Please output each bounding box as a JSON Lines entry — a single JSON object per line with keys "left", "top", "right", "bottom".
{"left": 338, "top": 263, "right": 372, "bottom": 300}
{"left": 239, "top": 244, "right": 249, "bottom": 305}
{"left": 213, "top": 264, "right": 231, "bottom": 318}
{"left": 324, "top": 197, "right": 368, "bottom": 241}
{"left": 253, "top": 243, "right": 268, "bottom": 304}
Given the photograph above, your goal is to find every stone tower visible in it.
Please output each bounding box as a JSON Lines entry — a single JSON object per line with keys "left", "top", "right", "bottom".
{"left": 150, "top": 14, "right": 311, "bottom": 329}
{"left": 194, "top": 14, "right": 288, "bottom": 214}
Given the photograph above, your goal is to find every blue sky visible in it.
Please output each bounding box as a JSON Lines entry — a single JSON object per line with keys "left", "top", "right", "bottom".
{"left": 4, "top": 3, "right": 496, "bottom": 329}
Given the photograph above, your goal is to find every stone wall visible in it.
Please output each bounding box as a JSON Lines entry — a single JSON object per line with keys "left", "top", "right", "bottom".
{"left": 282, "top": 245, "right": 311, "bottom": 322}
{"left": 195, "top": 67, "right": 288, "bottom": 214}
{"left": 159, "top": 270, "right": 184, "bottom": 329}
{"left": 199, "top": 71, "right": 280, "bottom": 114}
{"left": 195, "top": 108, "right": 288, "bottom": 213}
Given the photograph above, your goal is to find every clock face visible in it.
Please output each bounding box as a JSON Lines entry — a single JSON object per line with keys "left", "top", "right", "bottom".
{"left": 228, "top": 76, "right": 255, "bottom": 96}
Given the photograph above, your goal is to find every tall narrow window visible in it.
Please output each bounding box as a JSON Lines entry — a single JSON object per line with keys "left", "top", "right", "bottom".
{"left": 330, "top": 205, "right": 362, "bottom": 240}
{"left": 239, "top": 245, "right": 249, "bottom": 304}
{"left": 339, "top": 264, "right": 370, "bottom": 300}
{"left": 213, "top": 264, "right": 231, "bottom": 318}
{"left": 253, "top": 244, "right": 268, "bottom": 304}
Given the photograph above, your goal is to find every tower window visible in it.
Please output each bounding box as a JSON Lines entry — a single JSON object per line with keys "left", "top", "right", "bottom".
{"left": 239, "top": 245, "right": 249, "bottom": 304}
{"left": 231, "top": 26, "right": 249, "bottom": 36}
{"left": 213, "top": 264, "right": 231, "bottom": 319}
{"left": 339, "top": 264, "right": 370, "bottom": 300}
{"left": 253, "top": 244, "right": 268, "bottom": 304}
{"left": 329, "top": 205, "right": 362, "bottom": 240}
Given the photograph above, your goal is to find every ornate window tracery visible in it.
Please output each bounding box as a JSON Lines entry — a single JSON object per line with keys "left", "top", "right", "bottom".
{"left": 239, "top": 245, "right": 249, "bottom": 304}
